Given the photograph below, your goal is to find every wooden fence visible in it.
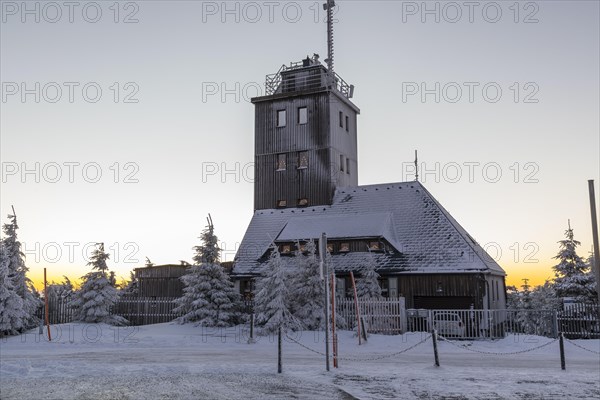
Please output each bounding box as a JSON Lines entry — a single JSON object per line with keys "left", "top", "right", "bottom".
{"left": 111, "top": 297, "right": 181, "bottom": 326}
{"left": 38, "top": 295, "right": 74, "bottom": 325}
{"left": 37, "top": 296, "right": 182, "bottom": 326}
{"left": 337, "top": 297, "right": 406, "bottom": 334}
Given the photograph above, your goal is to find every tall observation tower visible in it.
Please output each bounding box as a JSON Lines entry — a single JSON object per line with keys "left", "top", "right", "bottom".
{"left": 251, "top": 0, "right": 360, "bottom": 210}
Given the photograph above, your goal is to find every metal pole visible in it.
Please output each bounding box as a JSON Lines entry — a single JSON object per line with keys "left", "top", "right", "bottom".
{"left": 432, "top": 329, "right": 440, "bottom": 367}
{"left": 248, "top": 313, "right": 255, "bottom": 344}
{"left": 588, "top": 180, "right": 600, "bottom": 304}
{"left": 559, "top": 333, "right": 566, "bottom": 370}
{"left": 278, "top": 326, "right": 282, "bottom": 373}
{"left": 320, "top": 233, "right": 330, "bottom": 372}
{"left": 331, "top": 273, "right": 338, "bottom": 368}
{"left": 44, "top": 268, "right": 51, "bottom": 341}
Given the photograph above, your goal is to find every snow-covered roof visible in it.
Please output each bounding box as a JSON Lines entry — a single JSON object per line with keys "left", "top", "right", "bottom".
{"left": 232, "top": 181, "right": 505, "bottom": 276}
{"left": 276, "top": 213, "right": 400, "bottom": 248}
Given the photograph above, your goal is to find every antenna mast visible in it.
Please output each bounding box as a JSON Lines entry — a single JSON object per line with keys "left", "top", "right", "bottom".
{"left": 414, "top": 150, "right": 419, "bottom": 182}
{"left": 323, "top": 0, "right": 335, "bottom": 74}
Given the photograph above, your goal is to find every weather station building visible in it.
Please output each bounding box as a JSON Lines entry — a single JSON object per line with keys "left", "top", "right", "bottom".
{"left": 231, "top": 1, "right": 506, "bottom": 311}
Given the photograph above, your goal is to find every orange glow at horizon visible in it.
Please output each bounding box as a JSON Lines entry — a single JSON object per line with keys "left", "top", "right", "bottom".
{"left": 29, "top": 262, "right": 560, "bottom": 293}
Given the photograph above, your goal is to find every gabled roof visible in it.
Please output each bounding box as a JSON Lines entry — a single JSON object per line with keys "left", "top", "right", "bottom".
{"left": 232, "top": 181, "right": 505, "bottom": 276}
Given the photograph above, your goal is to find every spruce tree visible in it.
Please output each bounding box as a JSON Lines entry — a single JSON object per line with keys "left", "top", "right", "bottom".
{"left": 120, "top": 271, "right": 139, "bottom": 296}
{"left": 0, "top": 242, "right": 26, "bottom": 335}
{"left": 174, "top": 217, "right": 239, "bottom": 326}
{"left": 552, "top": 222, "right": 596, "bottom": 302}
{"left": 290, "top": 241, "right": 325, "bottom": 330}
{"left": 72, "top": 243, "right": 127, "bottom": 325}
{"left": 1, "top": 209, "right": 41, "bottom": 329}
{"left": 356, "top": 253, "right": 382, "bottom": 299}
{"left": 254, "top": 245, "right": 298, "bottom": 334}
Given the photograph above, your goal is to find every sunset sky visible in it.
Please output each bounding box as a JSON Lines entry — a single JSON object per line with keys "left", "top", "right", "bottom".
{"left": 1, "top": 1, "right": 598, "bottom": 290}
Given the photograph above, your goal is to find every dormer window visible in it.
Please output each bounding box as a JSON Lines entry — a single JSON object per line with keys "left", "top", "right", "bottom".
{"left": 368, "top": 241, "right": 381, "bottom": 251}
{"left": 277, "top": 110, "right": 287, "bottom": 127}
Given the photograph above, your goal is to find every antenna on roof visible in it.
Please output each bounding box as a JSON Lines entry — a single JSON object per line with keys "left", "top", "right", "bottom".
{"left": 323, "top": 0, "right": 335, "bottom": 74}
{"left": 414, "top": 150, "right": 419, "bottom": 182}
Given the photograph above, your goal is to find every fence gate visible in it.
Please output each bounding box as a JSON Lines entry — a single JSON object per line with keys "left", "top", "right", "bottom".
{"left": 337, "top": 297, "right": 406, "bottom": 334}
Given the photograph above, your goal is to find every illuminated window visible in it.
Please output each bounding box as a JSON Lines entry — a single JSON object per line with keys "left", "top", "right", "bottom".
{"left": 277, "top": 110, "right": 286, "bottom": 127}
{"left": 276, "top": 200, "right": 287, "bottom": 208}
{"left": 298, "top": 107, "right": 308, "bottom": 124}
{"left": 327, "top": 243, "right": 334, "bottom": 253}
{"left": 368, "top": 241, "right": 381, "bottom": 251}
{"left": 297, "top": 198, "right": 309, "bottom": 206}
{"left": 339, "top": 243, "right": 350, "bottom": 252}
{"left": 340, "top": 155, "right": 344, "bottom": 172}
{"left": 276, "top": 154, "right": 286, "bottom": 171}
{"left": 298, "top": 151, "right": 308, "bottom": 169}
{"left": 299, "top": 243, "right": 307, "bottom": 253}
{"left": 345, "top": 115, "right": 349, "bottom": 132}
{"left": 280, "top": 244, "right": 291, "bottom": 254}
{"left": 339, "top": 111, "right": 343, "bottom": 127}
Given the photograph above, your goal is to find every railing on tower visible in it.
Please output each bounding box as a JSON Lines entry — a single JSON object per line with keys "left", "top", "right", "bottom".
{"left": 264, "top": 60, "right": 353, "bottom": 99}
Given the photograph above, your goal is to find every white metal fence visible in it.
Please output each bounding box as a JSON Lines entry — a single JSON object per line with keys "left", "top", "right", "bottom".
{"left": 336, "top": 297, "right": 406, "bottom": 335}
{"left": 406, "top": 305, "right": 600, "bottom": 339}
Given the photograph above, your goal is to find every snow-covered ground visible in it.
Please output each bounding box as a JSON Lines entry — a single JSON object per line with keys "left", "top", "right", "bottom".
{"left": 1, "top": 323, "right": 599, "bottom": 399}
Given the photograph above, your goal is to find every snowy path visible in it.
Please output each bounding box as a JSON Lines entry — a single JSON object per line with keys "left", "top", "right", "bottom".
{"left": 1, "top": 323, "right": 599, "bottom": 399}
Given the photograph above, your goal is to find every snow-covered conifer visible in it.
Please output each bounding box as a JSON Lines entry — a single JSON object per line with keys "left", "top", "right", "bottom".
{"left": 174, "top": 217, "right": 239, "bottom": 326}
{"left": 552, "top": 222, "right": 596, "bottom": 303}
{"left": 1, "top": 210, "right": 41, "bottom": 329}
{"left": 356, "top": 253, "right": 382, "bottom": 299}
{"left": 254, "top": 245, "right": 298, "bottom": 334}
{"left": 72, "top": 243, "right": 127, "bottom": 325}
{"left": 290, "top": 240, "right": 325, "bottom": 330}
{"left": 120, "top": 271, "right": 139, "bottom": 296}
{"left": 0, "top": 242, "right": 26, "bottom": 335}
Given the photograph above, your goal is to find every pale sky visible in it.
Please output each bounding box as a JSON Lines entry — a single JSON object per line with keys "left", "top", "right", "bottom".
{"left": 1, "top": 0, "right": 599, "bottom": 289}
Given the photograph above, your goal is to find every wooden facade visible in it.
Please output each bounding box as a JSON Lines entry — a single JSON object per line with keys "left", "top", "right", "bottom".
{"left": 134, "top": 264, "right": 188, "bottom": 298}
{"left": 252, "top": 62, "right": 360, "bottom": 210}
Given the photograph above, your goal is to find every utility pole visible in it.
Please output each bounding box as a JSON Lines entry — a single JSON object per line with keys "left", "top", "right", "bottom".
{"left": 320, "top": 232, "right": 330, "bottom": 371}
{"left": 588, "top": 180, "right": 600, "bottom": 304}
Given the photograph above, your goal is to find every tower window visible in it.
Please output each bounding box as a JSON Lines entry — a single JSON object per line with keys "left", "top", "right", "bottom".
{"left": 277, "top": 110, "right": 286, "bottom": 127}
{"left": 345, "top": 115, "right": 349, "bottom": 132}
{"left": 276, "top": 154, "right": 286, "bottom": 171}
{"left": 340, "top": 155, "right": 344, "bottom": 172}
{"left": 297, "top": 198, "right": 309, "bottom": 207}
{"left": 298, "top": 107, "right": 308, "bottom": 125}
{"left": 339, "top": 111, "right": 343, "bottom": 128}
{"left": 346, "top": 158, "right": 350, "bottom": 174}
{"left": 298, "top": 151, "right": 308, "bottom": 169}
{"left": 276, "top": 200, "right": 287, "bottom": 208}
